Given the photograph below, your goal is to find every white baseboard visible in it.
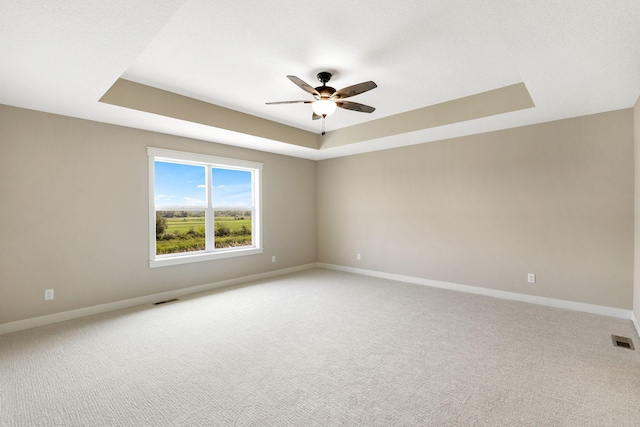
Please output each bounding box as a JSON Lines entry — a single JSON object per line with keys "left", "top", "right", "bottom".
{"left": 317, "top": 263, "right": 634, "bottom": 321}
{"left": 0, "top": 263, "right": 317, "bottom": 336}
{"left": 632, "top": 312, "right": 640, "bottom": 339}
{"left": 4, "top": 262, "right": 636, "bottom": 337}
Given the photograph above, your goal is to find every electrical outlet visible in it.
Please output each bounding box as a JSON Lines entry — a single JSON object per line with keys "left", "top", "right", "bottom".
{"left": 527, "top": 273, "right": 536, "bottom": 283}
{"left": 272, "top": 255, "right": 276, "bottom": 263}
{"left": 44, "top": 289, "right": 54, "bottom": 300}
{"left": 357, "top": 253, "right": 362, "bottom": 261}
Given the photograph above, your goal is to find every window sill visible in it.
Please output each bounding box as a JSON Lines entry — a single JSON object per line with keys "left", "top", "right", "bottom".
{"left": 150, "top": 247, "right": 263, "bottom": 268}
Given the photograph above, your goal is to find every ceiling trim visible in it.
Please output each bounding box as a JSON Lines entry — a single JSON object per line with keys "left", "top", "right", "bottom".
{"left": 101, "top": 79, "right": 535, "bottom": 154}
{"left": 100, "top": 79, "right": 320, "bottom": 150}
{"left": 321, "top": 83, "right": 534, "bottom": 149}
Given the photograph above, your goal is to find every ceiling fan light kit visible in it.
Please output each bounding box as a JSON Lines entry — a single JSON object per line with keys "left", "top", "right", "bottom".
{"left": 267, "top": 71, "right": 377, "bottom": 135}
{"left": 311, "top": 99, "right": 337, "bottom": 117}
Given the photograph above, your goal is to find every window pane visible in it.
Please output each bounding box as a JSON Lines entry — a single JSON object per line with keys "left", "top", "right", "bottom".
{"left": 212, "top": 168, "right": 253, "bottom": 249}
{"left": 211, "top": 168, "right": 252, "bottom": 209}
{"left": 156, "top": 210, "right": 206, "bottom": 255}
{"left": 213, "top": 210, "right": 252, "bottom": 248}
{"left": 155, "top": 162, "right": 206, "bottom": 209}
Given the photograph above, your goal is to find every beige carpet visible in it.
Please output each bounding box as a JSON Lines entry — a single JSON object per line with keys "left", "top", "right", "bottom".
{"left": 1, "top": 268, "right": 639, "bottom": 426}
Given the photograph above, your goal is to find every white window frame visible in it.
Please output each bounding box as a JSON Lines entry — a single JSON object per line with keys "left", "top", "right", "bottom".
{"left": 148, "top": 147, "right": 263, "bottom": 268}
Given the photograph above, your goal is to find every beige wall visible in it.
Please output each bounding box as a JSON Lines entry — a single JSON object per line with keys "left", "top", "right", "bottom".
{"left": 0, "top": 105, "right": 317, "bottom": 324}
{"left": 317, "top": 110, "right": 634, "bottom": 309}
{"left": 1, "top": 103, "right": 636, "bottom": 326}
{"left": 634, "top": 97, "right": 640, "bottom": 323}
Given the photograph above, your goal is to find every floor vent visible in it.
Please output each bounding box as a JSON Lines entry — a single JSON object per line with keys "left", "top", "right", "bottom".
{"left": 611, "top": 335, "right": 635, "bottom": 350}
{"left": 153, "top": 298, "right": 180, "bottom": 306}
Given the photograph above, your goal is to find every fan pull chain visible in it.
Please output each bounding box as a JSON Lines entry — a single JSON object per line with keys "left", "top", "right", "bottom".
{"left": 322, "top": 115, "right": 326, "bottom": 136}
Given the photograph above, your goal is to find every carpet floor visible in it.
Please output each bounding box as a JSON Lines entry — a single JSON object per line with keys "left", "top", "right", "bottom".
{"left": 1, "top": 268, "right": 639, "bottom": 426}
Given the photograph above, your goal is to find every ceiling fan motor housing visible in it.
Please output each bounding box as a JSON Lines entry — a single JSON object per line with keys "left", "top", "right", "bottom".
{"left": 315, "top": 85, "right": 336, "bottom": 98}
{"left": 315, "top": 72, "right": 336, "bottom": 99}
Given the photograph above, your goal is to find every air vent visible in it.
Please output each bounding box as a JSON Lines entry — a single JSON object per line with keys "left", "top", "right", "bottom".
{"left": 611, "top": 335, "right": 635, "bottom": 350}
{"left": 153, "top": 298, "right": 180, "bottom": 306}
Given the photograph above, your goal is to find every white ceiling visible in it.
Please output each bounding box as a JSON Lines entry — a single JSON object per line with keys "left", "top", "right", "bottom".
{"left": 2, "top": 1, "right": 640, "bottom": 160}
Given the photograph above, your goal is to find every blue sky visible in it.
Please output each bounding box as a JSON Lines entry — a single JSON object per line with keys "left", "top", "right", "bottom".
{"left": 154, "top": 162, "right": 252, "bottom": 209}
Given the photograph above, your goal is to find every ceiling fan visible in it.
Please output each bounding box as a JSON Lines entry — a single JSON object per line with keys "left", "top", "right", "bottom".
{"left": 266, "top": 72, "right": 377, "bottom": 134}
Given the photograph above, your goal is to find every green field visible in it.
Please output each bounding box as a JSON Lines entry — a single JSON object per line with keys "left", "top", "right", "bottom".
{"left": 163, "top": 217, "right": 205, "bottom": 233}
{"left": 156, "top": 212, "right": 252, "bottom": 255}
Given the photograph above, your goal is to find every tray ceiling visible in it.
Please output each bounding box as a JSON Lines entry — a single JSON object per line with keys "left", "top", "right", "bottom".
{"left": 2, "top": 1, "right": 640, "bottom": 160}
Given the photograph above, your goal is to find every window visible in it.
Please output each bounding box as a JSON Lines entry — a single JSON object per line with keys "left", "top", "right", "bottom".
{"left": 148, "top": 147, "right": 263, "bottom": 267}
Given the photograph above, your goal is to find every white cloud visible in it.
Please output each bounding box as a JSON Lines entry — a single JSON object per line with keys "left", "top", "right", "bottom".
{"left": 183, "top": 197, "right": 206, "bottom": 206}
{"left": 197, "top": 184, "right": 206, "bottom": 188}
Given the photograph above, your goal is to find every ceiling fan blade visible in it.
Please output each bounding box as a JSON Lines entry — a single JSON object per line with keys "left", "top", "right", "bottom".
{"left": 312, "top": 112, "right": 322, "bottom": 120}
{"left": 266, "top": 100, "right": 312, "bottom": 105}
{"left": 336, "top": 101, "right": 376, "bottom": 113}
{"left": 287, "top": 75, "right": 320, "bottom": 98}
{"left": 332, "top": 81, "right": 377, "bottom": 99}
